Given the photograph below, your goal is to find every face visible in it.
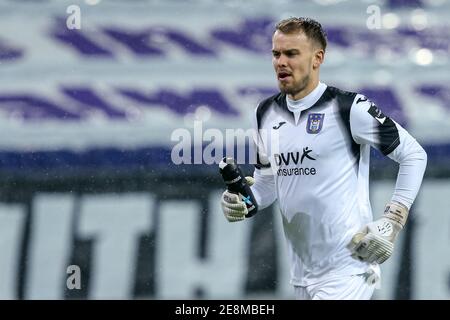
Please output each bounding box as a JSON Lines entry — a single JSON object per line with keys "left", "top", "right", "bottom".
{"left": 272, "top": 30, "right": 322, "bottom": 99}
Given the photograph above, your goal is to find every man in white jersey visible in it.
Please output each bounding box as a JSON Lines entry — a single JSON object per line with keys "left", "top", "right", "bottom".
{"left": 220, "top": 17, "right": 427, "bottom": 300}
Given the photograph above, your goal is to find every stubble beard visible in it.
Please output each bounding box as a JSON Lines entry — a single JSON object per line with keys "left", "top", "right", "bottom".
{"left": 279, "top": 74, "right": 310, "bottom": 98}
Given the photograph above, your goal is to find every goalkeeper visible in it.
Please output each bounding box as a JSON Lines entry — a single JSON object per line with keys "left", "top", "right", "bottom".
{"left": 220, "top": 17, "right": 427, "bottom": 300}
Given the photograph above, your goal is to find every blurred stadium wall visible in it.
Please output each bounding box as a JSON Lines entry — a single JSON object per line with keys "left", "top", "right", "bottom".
{"left": 0, "top": 0, "right": 449, "bottom": 299}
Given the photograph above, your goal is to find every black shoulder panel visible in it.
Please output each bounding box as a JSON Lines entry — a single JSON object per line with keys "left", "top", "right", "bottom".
{"left": 330, "top": 86, "right": 360, "bottom": 159}
{"left": 256, "top": 93, "right": 281, "bottom": 130}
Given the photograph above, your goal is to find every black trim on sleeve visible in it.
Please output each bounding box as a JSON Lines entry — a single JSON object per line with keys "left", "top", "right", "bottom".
{"left": 255, "top": 152, "right": 271, "bottom": 169}
{"left": 378, "top": 118, "right": 400, "bottom": 155}
{"left": 367, "top": 104, "right": 401, "bottom": 155}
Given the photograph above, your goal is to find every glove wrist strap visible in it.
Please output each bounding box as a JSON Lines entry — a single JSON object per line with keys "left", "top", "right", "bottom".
{"left": 384, "top": 201, "right": 409, "bottom": 228}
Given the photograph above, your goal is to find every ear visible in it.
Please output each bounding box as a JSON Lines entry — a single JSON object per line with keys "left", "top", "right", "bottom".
{"left": 313, "top": 49, "right": 324, "bottom": 69}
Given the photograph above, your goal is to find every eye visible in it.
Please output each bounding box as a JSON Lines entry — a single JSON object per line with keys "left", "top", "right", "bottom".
{"left": 272, "top": 51, "right": 280, "bottom": 58}
{"left": 286, "top": 51, "right": 298, "bottom": 57}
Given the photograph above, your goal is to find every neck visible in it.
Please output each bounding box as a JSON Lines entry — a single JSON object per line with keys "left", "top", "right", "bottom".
{"left": 288, "top": 78, "right": 320, "bottom": 101}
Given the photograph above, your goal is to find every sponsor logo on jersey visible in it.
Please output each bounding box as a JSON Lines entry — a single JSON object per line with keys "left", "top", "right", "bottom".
{"left": 300, "top": 147, "right": 315, "bottom": 164}
{"left": 274, "top": 147, "right": 316, "bottom": 176}
{"left": 368, "top": 104, "right": 387, "bottom": 124}
{"left": 306, "top": 113, "right": 324, "bottom": 134}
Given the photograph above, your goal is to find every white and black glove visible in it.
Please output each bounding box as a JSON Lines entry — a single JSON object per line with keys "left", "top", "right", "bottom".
{"left": 221, "top": 176, "right": 254, "bottom": 222}
{"left": 349, "top": 201, "right": 409, "bottom": 264}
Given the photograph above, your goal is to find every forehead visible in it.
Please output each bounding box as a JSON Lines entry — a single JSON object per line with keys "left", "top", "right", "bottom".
{"left": 272, "top": 30, "right": 311, "bottom": 50}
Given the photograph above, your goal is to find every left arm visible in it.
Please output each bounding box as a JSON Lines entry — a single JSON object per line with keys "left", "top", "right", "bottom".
{"left": 348, "top": 94, "right": 427, "bottom": 264}
{"left": 386, "top": 126, "right": 427, "bottom": 210}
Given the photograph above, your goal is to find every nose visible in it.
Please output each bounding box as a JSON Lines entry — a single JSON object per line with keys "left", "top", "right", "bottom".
{"left": 276, "top": 54, "right": 288, "bottom": 68}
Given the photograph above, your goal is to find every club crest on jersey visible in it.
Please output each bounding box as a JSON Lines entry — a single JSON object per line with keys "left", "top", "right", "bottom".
{"left": 306, "top": 113, "right": 325, "bottom": 134}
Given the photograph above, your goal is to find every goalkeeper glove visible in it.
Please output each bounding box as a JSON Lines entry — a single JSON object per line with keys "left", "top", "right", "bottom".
{"left": 221, "top": 176, "right": 255, "bottom": 222}
{"left": 349, "top": 201, "right": 409, "bottom": 264}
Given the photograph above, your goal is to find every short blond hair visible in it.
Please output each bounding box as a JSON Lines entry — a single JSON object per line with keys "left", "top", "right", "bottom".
{"left": 275, "top": 17, "right": 327, "bottom": 51}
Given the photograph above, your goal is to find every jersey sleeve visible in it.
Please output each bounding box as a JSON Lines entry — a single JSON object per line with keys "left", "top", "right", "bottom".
{"left": 349, "top": 94, "right": 400, "bottom": 156}
{"left": 386, "top": 129, "right": 427, "bottom": 209}
{"left": 252, "top": 104, "right": 271, "bottom": 170}
{"left": 349, "top": 94, "right": 427, "bottom": 209}
{"left": 250, "top": 104, "right": 277, "bottom": 210}
{"left": 251, "top": 167, "right": 277, "bottom": 210}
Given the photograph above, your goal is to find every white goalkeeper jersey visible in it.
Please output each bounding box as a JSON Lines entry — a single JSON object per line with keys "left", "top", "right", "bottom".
{"left": 250, "top": 82, "right": 427, "bottom": 286}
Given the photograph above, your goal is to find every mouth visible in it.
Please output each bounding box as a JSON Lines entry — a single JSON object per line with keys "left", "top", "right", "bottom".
{"left": 277, "top": 71, "right": 292, "bottom": 81}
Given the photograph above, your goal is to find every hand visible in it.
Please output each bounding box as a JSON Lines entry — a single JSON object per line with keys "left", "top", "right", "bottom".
{"left": 349, "top": 201, "right": 409, "bottom": 264}
{"left": 221, "top": 176, "right": 255, "bottom": 222}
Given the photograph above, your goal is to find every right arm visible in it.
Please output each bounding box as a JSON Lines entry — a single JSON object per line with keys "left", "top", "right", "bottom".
{"left": 220, "top": 104, "right": 277, "bottom": 222}
{"left": 251, "top": 166, "right": 277, "bottom": 211}
{"left": 251, "top": 103, "right": 277, "bottom": 210}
